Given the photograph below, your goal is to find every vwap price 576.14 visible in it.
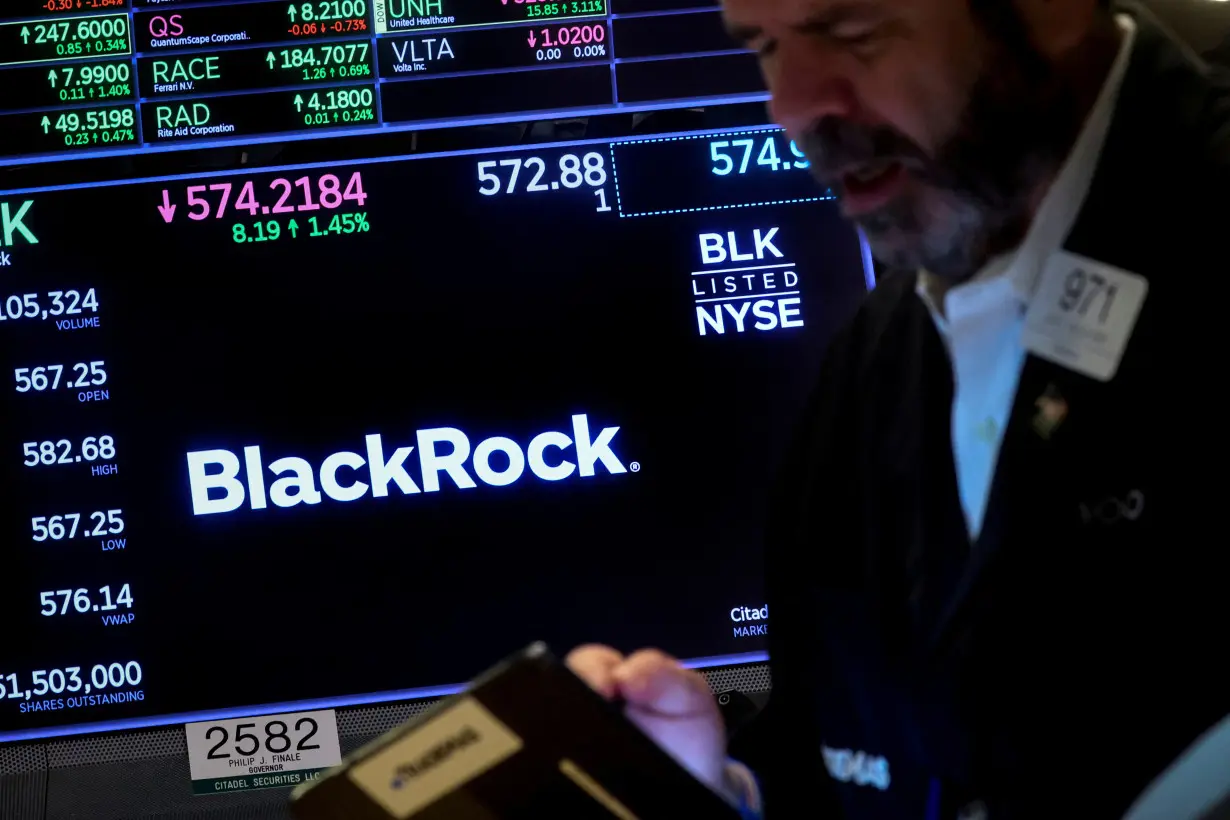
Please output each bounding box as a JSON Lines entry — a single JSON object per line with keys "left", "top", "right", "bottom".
{"left": 39, "top": 584, "right": 133, "bottom": 617}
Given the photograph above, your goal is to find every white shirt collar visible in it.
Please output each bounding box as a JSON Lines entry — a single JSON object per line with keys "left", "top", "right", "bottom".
{"left": 918, "top": 13, "right": 1138, "bottom": 317}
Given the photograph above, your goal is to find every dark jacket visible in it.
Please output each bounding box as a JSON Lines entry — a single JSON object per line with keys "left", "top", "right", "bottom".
{"left": 752, "top": 6, "right": 1230, "bottom": 818}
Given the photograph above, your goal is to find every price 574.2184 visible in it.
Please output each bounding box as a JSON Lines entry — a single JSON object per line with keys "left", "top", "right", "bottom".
{"left": 157, "top": 172, "right": 367, "bottom": 225}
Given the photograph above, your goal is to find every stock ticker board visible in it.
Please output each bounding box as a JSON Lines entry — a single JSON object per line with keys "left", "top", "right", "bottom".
{"left": 0, "top": 125, "right": 872, "bottom": 739}
{"left": 0, "top": 0, "right": 765, "bottom": 165}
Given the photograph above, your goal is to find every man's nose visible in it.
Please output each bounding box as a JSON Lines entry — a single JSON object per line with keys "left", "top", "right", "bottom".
{"left": 766, "top": 44, "right": 856, "bottom": 141}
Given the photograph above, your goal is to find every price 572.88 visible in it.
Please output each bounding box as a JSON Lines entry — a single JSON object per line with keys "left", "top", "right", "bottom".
{"left": 23, "top": 435, "right": 115, "bottom": 467}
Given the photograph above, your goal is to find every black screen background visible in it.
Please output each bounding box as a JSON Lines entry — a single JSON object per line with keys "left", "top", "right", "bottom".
{"left": 0, "top": 138, "right": 867, "bottom": 734}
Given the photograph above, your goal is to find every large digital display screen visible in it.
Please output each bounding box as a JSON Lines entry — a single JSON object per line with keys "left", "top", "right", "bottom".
{"left": 0, "top": 123, "right": 872, "bottom": 743}
{"left": 0, "top": 0, "right": 765, "bottom": 166}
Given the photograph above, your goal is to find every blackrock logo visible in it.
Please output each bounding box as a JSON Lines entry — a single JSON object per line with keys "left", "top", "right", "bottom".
{"left": 731, "top": 604, "right": 768, "bottom": 637}
{"left": 186, "top": 414, "right": 634, "bottom": 516}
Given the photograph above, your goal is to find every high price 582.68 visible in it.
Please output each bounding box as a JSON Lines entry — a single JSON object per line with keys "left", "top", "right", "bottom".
{"left": 22, "top": 435, "right": 115, "bottom": 467}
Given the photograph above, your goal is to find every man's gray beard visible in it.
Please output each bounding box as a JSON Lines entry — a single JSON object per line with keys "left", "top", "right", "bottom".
{"left": 851, "top": 184, "right": 999, "bottom": 280}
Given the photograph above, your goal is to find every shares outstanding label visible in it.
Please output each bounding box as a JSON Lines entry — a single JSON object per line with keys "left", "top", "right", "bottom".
{"left": 185, "top": 709, "right": 341, "bottom": 795}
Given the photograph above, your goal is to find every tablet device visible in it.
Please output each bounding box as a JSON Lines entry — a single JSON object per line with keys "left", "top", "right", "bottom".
{"left": 289, "top": 643, "right": 740, "bottom": 820}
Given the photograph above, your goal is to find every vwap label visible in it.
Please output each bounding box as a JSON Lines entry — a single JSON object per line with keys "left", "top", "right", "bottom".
{"left": 186, "top": 414, "right": 632, "bottom": 516}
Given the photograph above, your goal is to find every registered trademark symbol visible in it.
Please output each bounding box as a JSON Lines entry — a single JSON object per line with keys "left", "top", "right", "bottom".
{"left": 630, "top": 461, "right": 640, "bottom": 472}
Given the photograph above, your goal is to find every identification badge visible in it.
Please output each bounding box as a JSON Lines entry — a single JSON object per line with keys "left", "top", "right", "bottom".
{"left": 1021, "top": 251, "right": 1148, "bottom": 381}
{"left": 185, "top": 708, "right": 341, "bottom": 796}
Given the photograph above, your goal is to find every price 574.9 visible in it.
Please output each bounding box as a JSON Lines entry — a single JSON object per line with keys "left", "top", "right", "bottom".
{"left": 23, "top": 435, "right": 115, "bottom": 467}
{"left": 709, "top": 134, "right": 811, "bottom": 176}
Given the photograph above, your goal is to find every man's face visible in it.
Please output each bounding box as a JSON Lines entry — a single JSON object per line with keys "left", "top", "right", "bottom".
{"left": 723, "top": 0, "right": 1083, "bottom": 278}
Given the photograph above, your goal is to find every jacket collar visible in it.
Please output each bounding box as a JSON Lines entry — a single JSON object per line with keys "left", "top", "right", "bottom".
{"left": 1064, "top": 1, "right": 1227, "bottom": 268}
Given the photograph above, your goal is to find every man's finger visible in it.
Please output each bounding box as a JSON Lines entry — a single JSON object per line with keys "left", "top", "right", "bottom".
{"left": 565, "top": 644, "right": 625, "bottom": 700}
{"left": 612, "top": 649, "right": 715, "bottom": 716}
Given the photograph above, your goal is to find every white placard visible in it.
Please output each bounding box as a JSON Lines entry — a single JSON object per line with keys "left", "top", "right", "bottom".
{"left": 185, "top": 709, "right": 341, "bottom": 795}
{"left": 1021, "top": 251, "right": 1148, "bottom": 382}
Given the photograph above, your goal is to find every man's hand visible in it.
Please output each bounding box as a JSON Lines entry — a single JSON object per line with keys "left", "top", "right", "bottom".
{"left": 565, "top": 645, "right": 730, "bottom": 797}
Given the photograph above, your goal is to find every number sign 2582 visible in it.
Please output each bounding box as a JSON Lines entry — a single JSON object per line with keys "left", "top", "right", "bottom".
{"left": 206, "top": 716, "right": 320, "bottom": 758}
{"left": 185, "top": 709, "right": 342, "bottom": 786}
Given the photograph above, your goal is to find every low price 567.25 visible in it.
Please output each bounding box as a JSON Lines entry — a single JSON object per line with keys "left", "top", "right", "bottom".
{"left": 31, "top": 510, "right": 124, "bottom": 542}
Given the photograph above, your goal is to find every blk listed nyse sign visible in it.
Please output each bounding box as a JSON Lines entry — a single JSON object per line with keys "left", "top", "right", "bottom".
{"left": 693, "top": 227, "right": 804, "bottom": 337}
{"left": 185, "top": 414, "right": 630, "bottom": 516}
